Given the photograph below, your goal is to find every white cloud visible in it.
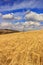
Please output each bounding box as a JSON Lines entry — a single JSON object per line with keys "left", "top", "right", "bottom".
{"left": 16, "top": 21, "right": 41, "bottom": 31}
{"left": 0, "top": 22, "right": 13, "bottom": 29}
{"left": 0, "top": 21, "right": 41, "bottom": 31}
{"left": 2, "top": 13, "right": 14, "bottom": 19}
{"left": 25, "top": 11, "right": 43, "bottom": 21}
{"left": 1, "top": 22, "right": 12, "bottom": 27}
{"left": 29, "top": 21, "right": 40, "bottom": 26}
{"left": 23, "top": 21, "right": 40, "bottom": 26}
{"left": 2, "top": 13, "right": 22, "bottom": 20}
{"left": 34, "top": 22, "right": 40, "bottom": 26}
{"left": 0, "top": 11, "right": 43, "bottom": 31}
{"left": 14, "top": 16, "right": 22, "bottom": 20}
{"left": 1, "top": 10, "right": 43, "bottom": 23}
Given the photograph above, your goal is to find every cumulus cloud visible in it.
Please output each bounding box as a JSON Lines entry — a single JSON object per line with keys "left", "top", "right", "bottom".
{"left": 25, "top": 11, "right": 43, "bottom": 21}
{"left": 0, "top": 11, "right": 43, "bottom": 31}
{"left": 0, "top": 22, "right": 13, "bottom": 29}
{"left": 0, "top": 21, "right": 41, "bottom": 31}
{"left": 1, "top": 22, "right": 12, "bottom": 27}
{"left": 23, "top": 21, "right": 40, "bottom": 26}
{"left": 1, "top": 10, "right": 43, "bottom": 22}
{"left": 2, "top": 13, "right": 14, "bottom": 19}
{"left": 14, "top": 16, "right": 22, "bottom": 20}
{"left": 2, "top": 13, "right": 22, "bottom": 20}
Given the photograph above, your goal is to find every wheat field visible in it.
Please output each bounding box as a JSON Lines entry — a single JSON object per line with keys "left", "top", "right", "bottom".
{"left": 0, "top": 30, "right": 43, "bottom": 65}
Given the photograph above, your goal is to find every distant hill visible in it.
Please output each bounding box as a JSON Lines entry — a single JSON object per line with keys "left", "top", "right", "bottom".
{"left": 0, "top": 29, "right": 20, "bottom": 34}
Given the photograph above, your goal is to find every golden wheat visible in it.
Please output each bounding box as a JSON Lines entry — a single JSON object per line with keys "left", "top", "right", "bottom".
{"left": 0, "top": 30, "right": 43, "bottom": 65}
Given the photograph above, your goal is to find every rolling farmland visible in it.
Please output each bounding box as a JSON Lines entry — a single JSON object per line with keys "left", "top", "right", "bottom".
{"left": 0, "top": 30, "right": 43, "bottom": 65}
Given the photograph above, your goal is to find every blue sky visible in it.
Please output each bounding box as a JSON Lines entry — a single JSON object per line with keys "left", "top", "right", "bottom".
{"left": 0, "top": 0, "right": 43, "bottom": 31}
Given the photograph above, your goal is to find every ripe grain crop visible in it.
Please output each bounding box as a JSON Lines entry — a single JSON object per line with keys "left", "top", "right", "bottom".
{"left": 0, "top": 30, "right": 43, "bottom": 65}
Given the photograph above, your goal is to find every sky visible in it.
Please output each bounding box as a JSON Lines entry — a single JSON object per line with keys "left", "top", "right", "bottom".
{"left": 0, "top": 0, "right": 43, "bottom": 31}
